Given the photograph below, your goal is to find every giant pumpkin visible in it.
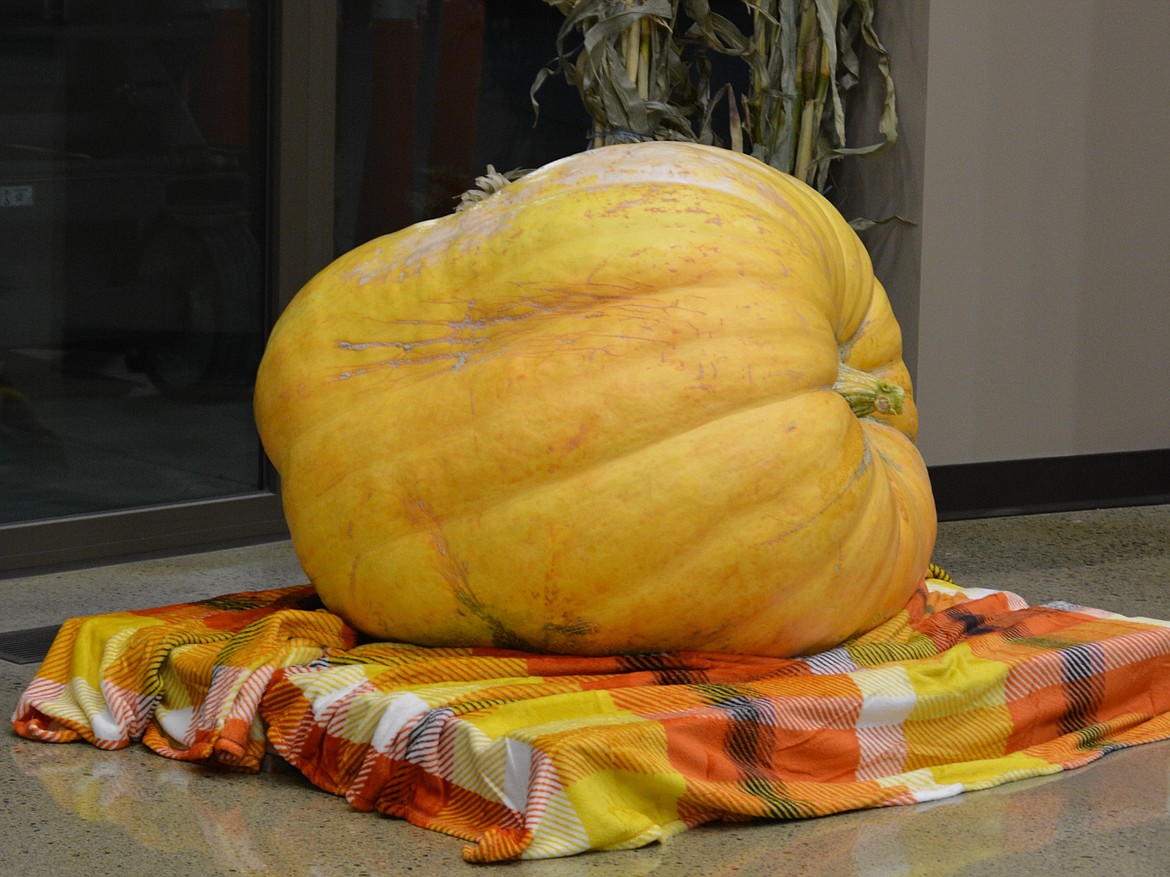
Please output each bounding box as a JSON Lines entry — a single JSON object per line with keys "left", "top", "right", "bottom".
{"left": 255, "top": 142, "right": 936, "bottom": 657}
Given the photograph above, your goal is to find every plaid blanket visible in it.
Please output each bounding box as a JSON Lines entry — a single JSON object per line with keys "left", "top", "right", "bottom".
{"left": 12, "top": 576, "right": 1170, "bottom": 862}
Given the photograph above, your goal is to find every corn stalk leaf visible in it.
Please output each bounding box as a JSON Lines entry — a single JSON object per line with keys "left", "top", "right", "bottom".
{"left": 531, "top": 0, "right": 900, "bottom": 197}
{"left": 831, "top": 0, "right": 897, "bottom": 156}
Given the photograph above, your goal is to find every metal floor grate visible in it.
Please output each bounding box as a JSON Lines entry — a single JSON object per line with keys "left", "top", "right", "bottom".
{"left": 0, "top": 625, "right": 62, "bottom": 665}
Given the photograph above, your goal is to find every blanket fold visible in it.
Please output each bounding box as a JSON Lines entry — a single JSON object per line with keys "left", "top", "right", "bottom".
{"left": 12, "top": 577, "right": 1170, "bottom": 862}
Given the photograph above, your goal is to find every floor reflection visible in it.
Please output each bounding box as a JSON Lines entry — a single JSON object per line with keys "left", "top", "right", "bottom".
{"left": 9, "top": 734, "right": 1170, "bottom": 876}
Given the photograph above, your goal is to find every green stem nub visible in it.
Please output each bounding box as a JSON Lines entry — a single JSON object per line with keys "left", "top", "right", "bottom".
{"left": 833, "top": 363, "right": 905, "bottom": 418}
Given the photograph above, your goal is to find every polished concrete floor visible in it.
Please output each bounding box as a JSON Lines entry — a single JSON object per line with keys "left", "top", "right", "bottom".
{"left": 2, "top": 504, "right": 1169, "bottom": 876}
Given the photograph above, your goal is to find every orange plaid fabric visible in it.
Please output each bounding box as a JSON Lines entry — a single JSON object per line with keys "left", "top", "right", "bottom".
{"left": 12, "top": 577, "right": 1170, "bottom": 861}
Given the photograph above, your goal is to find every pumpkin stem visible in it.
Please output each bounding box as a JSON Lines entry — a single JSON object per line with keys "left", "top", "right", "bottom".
{"left": 833, "top": 363, "right": 905, "bottom": 418}
{"left": 455, "top": 165, "right": 531, "bottom": 213}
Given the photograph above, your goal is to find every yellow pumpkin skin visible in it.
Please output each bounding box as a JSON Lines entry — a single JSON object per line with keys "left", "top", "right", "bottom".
{"left": 255, "top": 142, "right": 936, "bottom": 657}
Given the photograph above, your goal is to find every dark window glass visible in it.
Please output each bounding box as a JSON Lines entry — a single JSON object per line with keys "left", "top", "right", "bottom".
{"left": 0, "top": 1, "right": 269, "bottom": 524}
{"left": 334, "top": 0, "right": 588, "bottom": 251}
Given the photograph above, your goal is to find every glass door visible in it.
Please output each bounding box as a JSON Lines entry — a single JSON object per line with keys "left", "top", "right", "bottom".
{"left": 0, "top": 0, "right": 280, "bottom": 569}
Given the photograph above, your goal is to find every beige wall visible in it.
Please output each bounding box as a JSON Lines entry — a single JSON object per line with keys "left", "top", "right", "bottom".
{"left": 913, "top": 1, "right": 1170, "bottom": 465}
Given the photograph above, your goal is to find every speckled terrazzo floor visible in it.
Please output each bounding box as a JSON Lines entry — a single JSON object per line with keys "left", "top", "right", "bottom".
{"left": 2, "top": 504, "right": 1169, "bottom": 876}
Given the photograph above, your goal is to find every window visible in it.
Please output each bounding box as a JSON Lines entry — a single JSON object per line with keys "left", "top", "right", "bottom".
{"left": 0, "top": 0, "right": 279, "bottom": 570}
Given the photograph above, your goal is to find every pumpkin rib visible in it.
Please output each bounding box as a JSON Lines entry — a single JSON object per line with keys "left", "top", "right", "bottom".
{"left": 568, "top": 449, "right": 885, "bottom": 655}
{"left": 436, "top": 151, "right": 850, "bottom": 310}
{"left": 283, "top": 354, "right": 855, "bottom": 562}
{"left": 338, "top": 188, "right": 804, "bottom": 314}
{"left": 312, "top": 289, "right": 821, "bottom": 391}
{"left": 262, "top": 271, "right": 846, "bottom": 470}
{"left": 287, "top": 385, "right": 852, "bottom": 563}
{"left": 549, "top": 421, "right": 928, "bottom": 655}
{"left": 276, "top": 296, "right": 852, "bottom": 534}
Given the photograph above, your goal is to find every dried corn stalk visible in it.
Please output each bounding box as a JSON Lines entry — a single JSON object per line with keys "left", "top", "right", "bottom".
{"left": 531, "top": 0, "right": 897, "bottom": 195}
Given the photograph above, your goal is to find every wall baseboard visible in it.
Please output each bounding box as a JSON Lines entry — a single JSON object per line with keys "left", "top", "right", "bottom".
{"left": 0, "top": 493, "right": 289, "bottom": 577}
{"left": 929, "top": 448, "right": 1170, "bottom": 521}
